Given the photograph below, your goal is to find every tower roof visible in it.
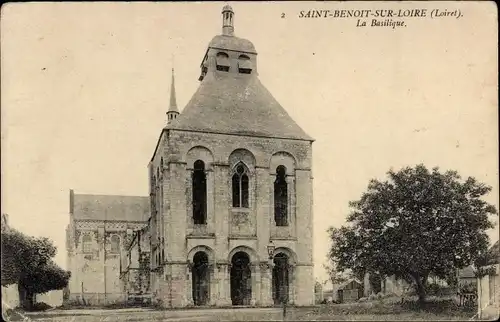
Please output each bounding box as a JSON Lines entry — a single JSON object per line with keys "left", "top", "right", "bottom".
{"left": 166, "top": 72, "right": 313, "bottom": 141}
{"left": 222, "top": 4, "right": 233, "bottom": 12}
{"left": 163, "top": 5, "right": 312, "bottom": 142}
{"left": 208, "top": 35, "right": 256, "bottom": 54}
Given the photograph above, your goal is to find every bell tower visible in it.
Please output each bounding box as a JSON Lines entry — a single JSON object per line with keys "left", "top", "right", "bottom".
{"left": 222, "top": 5, "right": 234, "bottom": 36}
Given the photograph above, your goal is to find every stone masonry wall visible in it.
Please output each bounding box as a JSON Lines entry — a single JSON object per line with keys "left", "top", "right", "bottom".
{"left": 149, "top": 129, "right": 315, "bottom": 306}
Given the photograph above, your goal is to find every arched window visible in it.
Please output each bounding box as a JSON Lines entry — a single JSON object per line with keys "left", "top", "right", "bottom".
{"left": 274, "top": 165, "right": 288, "bottom": 226}
{"left": 110, "top": 235, "right": 120, "bottom": 253}
{"left": 82, "top": 234, "right": 92, "bottom": 253}
{"left": 238, "top": 55, "right": 252, "bottom": 74}
{"left": 192, "top": 160, "right": 207, "bottom": 224}
{"left": 216, "top": 52, "right": 230, "bottom": 72}
{"left": 232, "top": 163, "right": 249, "bottom": 208}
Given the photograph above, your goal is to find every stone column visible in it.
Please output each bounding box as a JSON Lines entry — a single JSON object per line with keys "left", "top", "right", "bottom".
{"left": 206, "top": 169, "right": 215, "bottom": 232}
{"left": 260, "top": 262, "right": 273, "bottom": 306}
{"left": 186, "top": 170, "right": 193, "bottom": 230}
{"left": 250, "top": 263, "right": 257, "bottom": 306}
{"left": 216, "top": 263, "right": 231, "bottom": 306}
{"left": 209, "top": 263, "right": 217, "bottom": 306}
{"left": 286, "top": 175, "right": 295, "bottom": 237}
{"left": 225, "top": 264, "right": 232, "bottom": 306}
{"left": 269, "top": 173, "right": 276, "bottom": 232}
{"left": 186, "top": 262, "right": 194, "bottom": 306}
{"left": 288, "top": 264, "right": 296, "bottom": 304}
{"left": 252, "top": 263, "right": 261, "bottom": 306}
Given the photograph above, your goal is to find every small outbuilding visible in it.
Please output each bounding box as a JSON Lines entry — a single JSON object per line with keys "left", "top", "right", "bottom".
{"left": 332, "top": 279, "right": 363, "bottom": 303}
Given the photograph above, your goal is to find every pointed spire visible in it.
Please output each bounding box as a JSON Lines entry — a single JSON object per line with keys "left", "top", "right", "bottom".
{"left": 167, "top": 67, "right": 179, "bottom": 123}
{"left": 169, "top": 68, "right": 178, "bottom": 113}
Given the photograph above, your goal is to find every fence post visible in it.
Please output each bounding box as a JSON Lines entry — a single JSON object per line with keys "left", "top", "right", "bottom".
{"left": 477, "top": 276, "right": 482, "bottom": 319}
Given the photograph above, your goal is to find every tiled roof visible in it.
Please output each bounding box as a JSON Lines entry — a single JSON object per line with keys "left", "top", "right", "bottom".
{"left": 335, "top": 278, "right": 363, "bottom": 290}
{"left": 72, "top": 193, "right": 149, "bottom": 222}
{"left": 166, "top": 71, "right": 313, "bottom": 141}
{"left": 459, "top": 265, "right": 475, "bottom": 278}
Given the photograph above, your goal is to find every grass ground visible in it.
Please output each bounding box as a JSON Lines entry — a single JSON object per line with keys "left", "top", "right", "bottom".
{"left": 4, "top": 297, "right": 480, "bottom": 321}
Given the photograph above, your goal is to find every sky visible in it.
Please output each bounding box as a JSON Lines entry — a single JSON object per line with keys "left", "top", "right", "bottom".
{"left": 1, "top": 2, "right": 498, "bottom": 283}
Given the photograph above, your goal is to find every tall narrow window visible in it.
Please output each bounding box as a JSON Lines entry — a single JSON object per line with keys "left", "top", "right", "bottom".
{"left": 82, "top": 234, "right": 92, "bottom": 253}
{"left": 110, "top": 235, "right": 120, "bottom": 253}
{"left": 232, "top": 164, "right": 249, "bottom": 208}
{"left": 274, "top": 165, "right": 288, "bottom": 226}
{"left": 192, "top": 160, "right": 207, "bottom": 224}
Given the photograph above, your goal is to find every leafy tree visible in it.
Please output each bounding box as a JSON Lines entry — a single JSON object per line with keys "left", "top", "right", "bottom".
{"left": 19, "top": 260, "right": 71, "bottom": 308}
{"left": 327, "top": 165, "right": 497, "bottom": 304}
{"left": 2, "top": 228, "right": 55, "bottom": 286}
{"left": 1, "top": 226, "right": 70, "bottom": 308}
{"left": 323, "top": 262, "right": 348, "bottom": 286}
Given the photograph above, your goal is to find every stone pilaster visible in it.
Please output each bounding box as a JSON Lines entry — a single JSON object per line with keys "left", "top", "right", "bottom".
{"left": 216, "top": 263, "right": 231, "bottom": 306}
{"left": 186, "top": 262, "right": 194, "bottom": 306}
{"left": 206, "top": 169, "right": 215, "bottom": 232}
{"left": 208, "top": 263, "right": 217, "bottom": 306}
{"left": 288, "top": 264, "right": 296, "bottom": 304}
{"left": 259, "top": 262, "right": 273, "bottom": 306}
{"left": 286, "top": 175, "right": 296, "bottom": 237}
{"left": 269, "top": 173, "right": 276, "bottom": 228}
{"left": 251, "top": 263, "right": 261, "bottom": 305}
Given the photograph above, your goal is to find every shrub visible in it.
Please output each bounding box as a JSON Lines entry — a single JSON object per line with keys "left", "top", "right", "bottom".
{"left": 459, "top": 282, "right": 477, "bottom": 294}
{"left": 427, "top": 283, "right": 441, "bottom": 296}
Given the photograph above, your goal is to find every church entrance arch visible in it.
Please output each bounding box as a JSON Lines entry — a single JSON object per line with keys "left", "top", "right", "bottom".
{"left": 192, "top": 251, "right": 210, "bottom": 306}
{"left": 230, "top": 251, "right": 252, "bottom": 305}
{"left": 272, "top": 253, "right": 290, "bottom": 305}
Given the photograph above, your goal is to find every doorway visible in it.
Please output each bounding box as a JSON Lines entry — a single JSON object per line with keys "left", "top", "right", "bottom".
{"left": 230, "top": 251, "right": 252, "bottom": 305}
{"left": 272, "top": 253, "right": 290, "bottom": 305}
{"left": 192, "top": 251, "right": 210, "bottom": 306}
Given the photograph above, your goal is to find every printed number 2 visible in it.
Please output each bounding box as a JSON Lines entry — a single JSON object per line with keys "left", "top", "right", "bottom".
{"left": 281, "top": 13, "right": 285, "bottom": 18}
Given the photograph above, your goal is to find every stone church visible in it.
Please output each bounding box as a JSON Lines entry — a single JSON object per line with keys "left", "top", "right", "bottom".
{"left": 65, "top": 190, "right": 149, "bottom": 305}
{"left": 148, "top": 5, "right": 314, "bottom": 307}
{"left": 66, "top": 5, "right": 314, "bottom": 308}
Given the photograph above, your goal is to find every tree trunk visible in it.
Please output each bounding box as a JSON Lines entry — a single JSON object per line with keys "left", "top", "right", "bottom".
{"left": 415, "top": 279, "right": 426, "bottom": 305}
{"left": 29, "top": 292, "right": 35, "bottom": 309}
{"left": 411, "top": 273, "right": 428, "bottom": 305}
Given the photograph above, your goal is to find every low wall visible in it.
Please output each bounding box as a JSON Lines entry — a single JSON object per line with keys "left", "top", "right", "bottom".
{"left": 2, "top": 284, "right": 63, "bottom": 308}
{"left": 67, "top": 293, "right": 126, "bottom": 306}
{"left": 477, "top": 264, "right": 499, "bottom": 318}
{"left": 36, "top": 290, "right": 63, "bottom": 307}
{"left": 1, "top": 284, "right": 19, "bottom": 308}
